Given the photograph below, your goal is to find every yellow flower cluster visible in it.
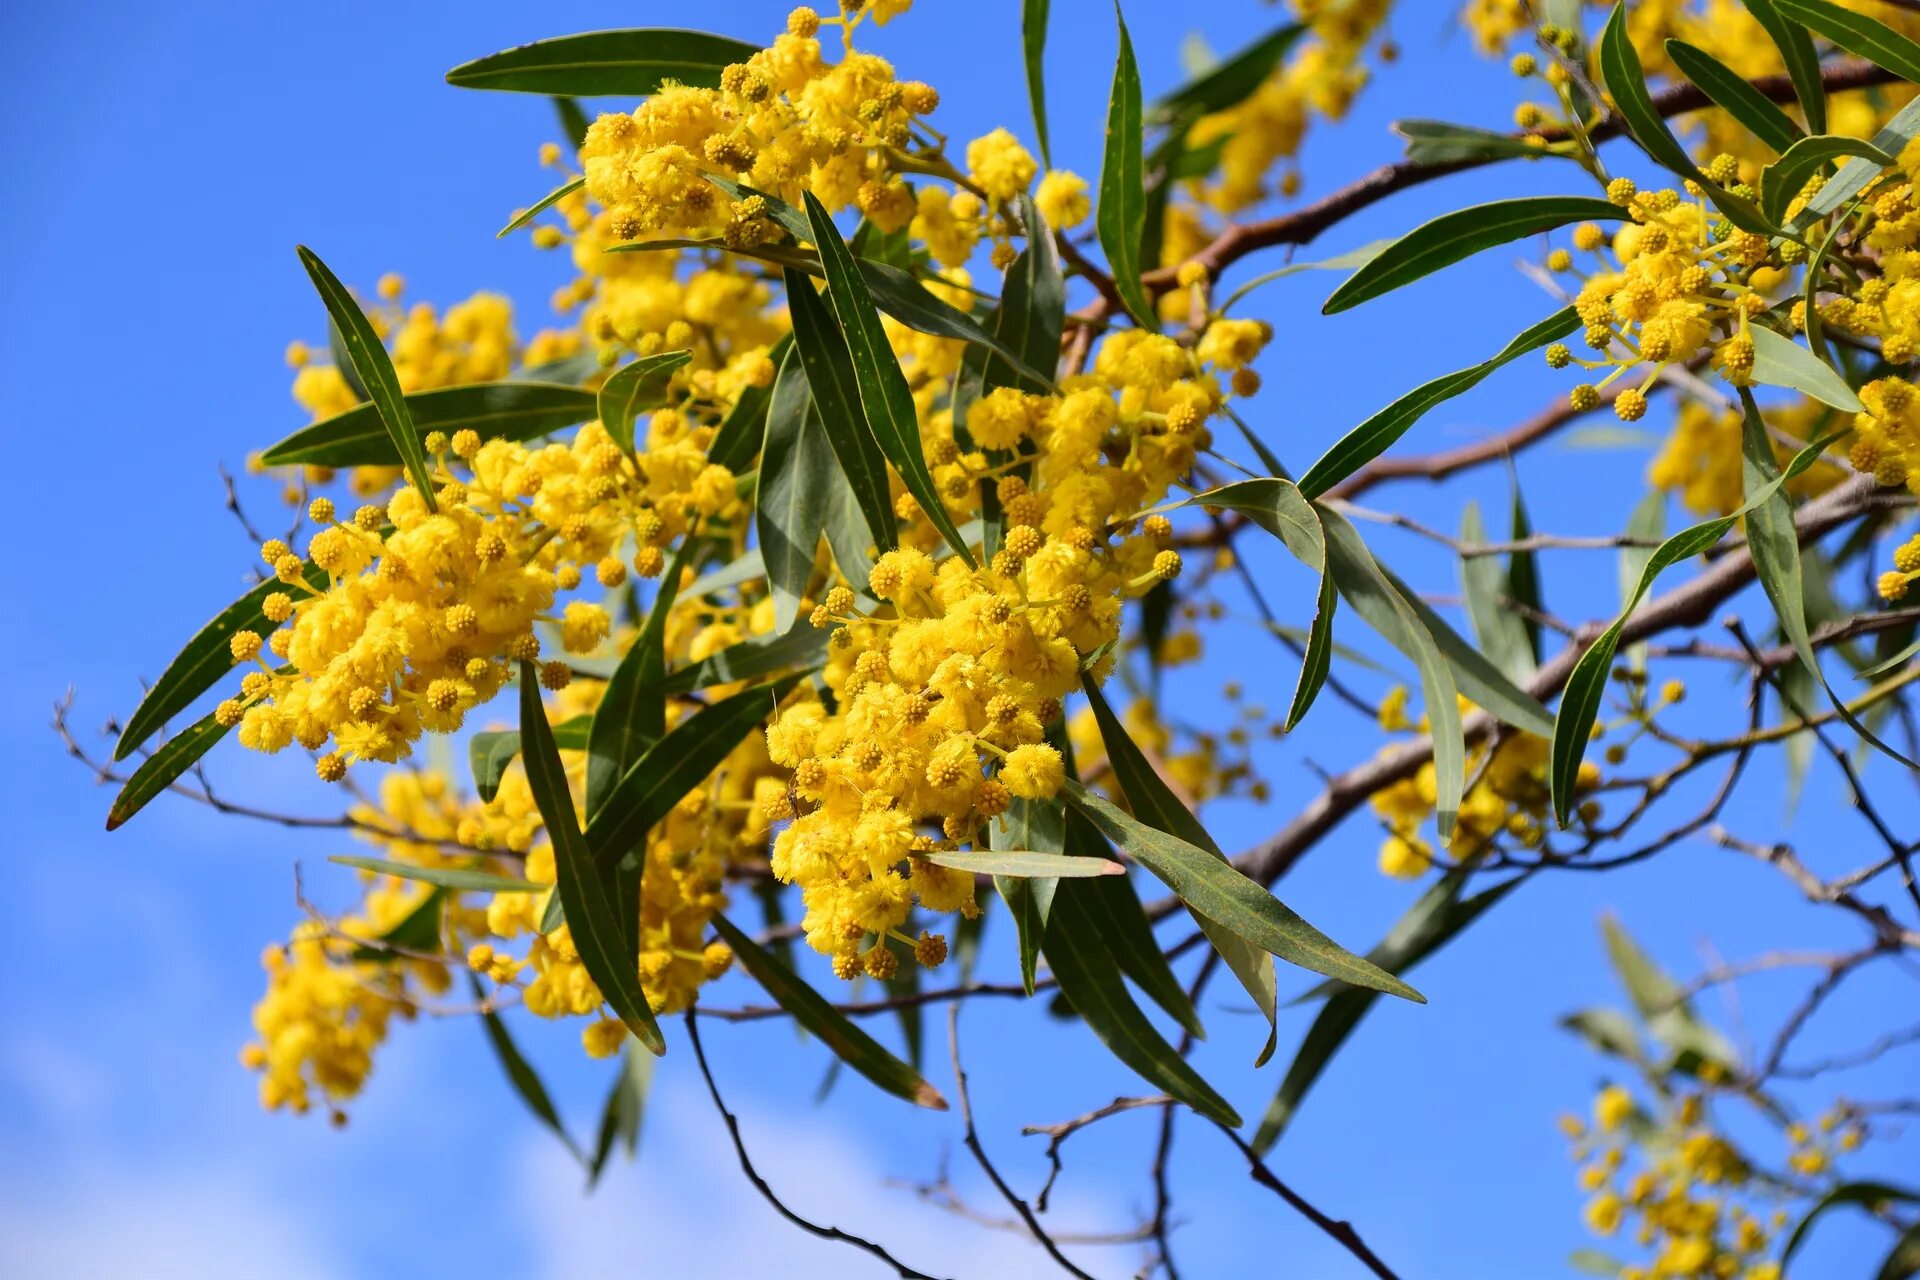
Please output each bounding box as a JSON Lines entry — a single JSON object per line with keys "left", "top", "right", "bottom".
{"left": 1561, "top": 1083, "right": 1868, "bottom": 1280}
{"left": 1648, "top": 398, "right": 1845, "bottom": 517}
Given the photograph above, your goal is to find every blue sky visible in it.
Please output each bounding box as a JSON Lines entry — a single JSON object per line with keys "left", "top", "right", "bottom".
{"left": 3, "top": 2, "right": 1916, "bottom": 1276}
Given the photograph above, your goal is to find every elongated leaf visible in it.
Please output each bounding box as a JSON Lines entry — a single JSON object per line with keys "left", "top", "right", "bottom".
{"left": 707, "top": 333, "right": 790, "bottom": 473}
{"left": 330, "top": 855, "right": 542, "bottom": 894}
{"left": 1665, "top": 40, "right": 1803, "bottom": 156}
{"left": 1548, "top": 431, "right": 1844, "bottom": 823}
{"left": 1621, "top": 490, "right": 1666, "bottom": 673}
{"left": 1325, "top": 200, "right": 1623, "bottom": 314}
{"left": 991, "top": 794, "right": 1063, "bottom": 995}
{"left": 1597, "top": 4, "right": 1705, "bottom": 184}
{"left": 296, "top": 246, "right": 436, "bottom": 510}
{"left": 756, "top": 348, "right": 832, "bottom": 633}
{"left": 469, "top": 716, "right": 591, "bottom": 803}
{"left": 1600, "top": 914, "right": 1739, "bottom": 1073}
{"left": 1460, "top": 502, "right": 1534, "bottom": 686}
{"left": 588, "top": 1040, "right": 655, "bottom": 1186}
{"left": 446, "top": 29, "right": 756, "bottom": 95}
{"left": 352, "top": 888, "right": 443, "bottom": 960}
{"left": 802, "top": 192, "right": 973, "bottom": 563}
{"left": 1218, "top": 240, "right": 1391, "bottom": 314}
{"left": 114, "top": 564, "right": 328, "bottom": 760}
{"left": 709, "top": 913, "right": 945, "bottom": 1109}
{"left": 1254, "top": 871, "right": 1522, "bottom": 1152}
{"left": 784, "top": 265, "right": 897, "bottom": 556}
{"left": 932, "top": 850, "right": 1122, "bottom": 877}
{"left": 553, "top": 96, "right": 592, "bottom": 150}
{"left": 1763, "top": 134, "right": 1895, "bottom": 224}
{"left": 1096, "top": 4, "right": 1156, "bottom": 329}
{"left": 1153, "top": 22, "right": 1304, "bottom": 122}
{"left": 599, "top": 350, "right": 692, "bottom": 453}
{"left": 473, "top": 974, "right": 583, "bottom": 1163}
{"left": 1748, "top": 325, "right": 1864, "bottom": 411}
{"left": 1060, "top": 771, "right": 1419, "bottom": 1001}
{"left": 1784, "top": 1181, "right": 1920, "bottom": 1266}
{"left": 105, "top": 708, "right": 229, "bottom": 831}
{"left": 1298, "top": 308, "right": 1578, "bottom": 496}
{"left": 584, "top": 539, "right": 695, "bottom": 821}
{"left": 262, "top": 382, "right": 597, "bottom": 467}
{"left": 589, "top": 674, "right": 803, "bottom": 870}
{"left": 661, "top": 623, "right": 827, "bottom": 695}
{"left": 994, "top": 199, "right": 1065, "bottom": 393}
{"left": 1880, "top": 1224, "right": 1920, "bottom": 1280}
{"left": 1797, "top": 95, "right": 1920, "bottom": 228}
{"left": 518, "top": 662, "right": 666, "bottom": 1055}
{"left": 1745, "top": 0, "right": 1826, "bottom": 134}
{"left": 500, "top": 175, "right": 584, "bottom": 238}
{"left": 1394, "top": 119, "right": 1557, "bottom": 165}
{"left": 1060, "top": 806, "right": 1205, "bottom": 1037}
{"left": 1508, "top": 473, "right": 1545, "bottom": 663}
{"left": 1043, "top": 887, "right": 1240, "bottom": 1125}
{"left": 1081, "top": 679, "right": 1280, "bottom": 1059}
{"left": 1022, "top": 0, "right": 1052, "bottom": 167}
{"left": 1774, "top": 0, "right": 1920, "bottom": 84}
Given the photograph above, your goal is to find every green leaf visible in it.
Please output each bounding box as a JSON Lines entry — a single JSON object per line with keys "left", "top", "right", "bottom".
{"left": 1560, "top": 1007, "right": 1646, "bottom": 1065}
{"left": 1508, "top": 473, "right": 1545, "bottom": 664}
{"left": 588, "top": 675, "right": 803, "bottom": 871}
{"left": 584, "top": 540, "right": 694, "bottom": 821}
{"left": 1042, "top": 887, "right": 1240, "bottom": 1125}
{"left": 660, "top": 623, "right": 828, "bottom": 695}
{"left": 1060, "top": 766, "right": 1420, "bottom": 1003}
{"left": 446, "top": 28, "right": 757, "bottom": 95}
{"left": 1774, "top": 0, "right": 1920, "bottom": 84}
{"left": 1597, "top": 5, "right": 1706, "bottom": 185}
{"left": 1394, "top": 119, "right": 1559, "bottom": 166}
{"left": 1324, "top": 200, "right": 1623, "bottom": 314}
{"left": 709, "top": 913, "right": 947, "bottom": 1109}
{"left": 1744, "top": 0, "right": 1827, "bottom": 134}
{"left": 755, "top": 348, "right": 833, "bottom": 633}
{"left": 1315, "top": 507, "right": 1464, "bottom": 838}
{"left": 105, "top": 708, "right": 230, "bottom": 831}
{"left": 784, "top": 265, "right": 897, "bottom": 557}
{"left": 1569, "top": 1248, "right": 1627, "bottom": 1277}
{"left": 1763, "top": 133, "right": 1896, "bottom": 224}
{"left": 801, "top": 192, "right": 973, "bottom": 564}
{"left": 1254, "top": 871, "right": 1521, "bottom": 1152}
{"left": 1080, "top": 679, "right": 1279, "bottom": 1060}
{"left": 1620, "top": 490, "right": 1666, "bottom": 673}
{"left": 1022, "top": 0, "right": 1052, "bottom": 168}
{"left": 468, "top": 716, "right": 591, "bottom": 803}
{"left": 1297, "top": 308, "right": 1579, "bottom": 496}
{"left": 262, "top": 382, "right": 596, "bottom": 468}
{"left": 1549, "top": 432, "right": 1842, "bottom": 823}
{"left": 1881, "top": 1225, "right": 1920, "bottom": 1280}
{"left": 990, "top": 793, "right": 1063, "bottom": 995}
{"left": 1796, "top": 96, "right": 1920, "bottom": 228}
{"left": 599, "top": 350, "right": 692, "bottom": 454}
{"left": 553, "top": 97, "right": 592, "bottom": 151}
{"left": 1664, "top": 40, "right": 1803, "bottom": 156}
{"left": 1460, "top": 501, "right": 1535, "bottom": 686}
{"left": 588, "top": 1040, "right": 655, "bottom": 1185}
{"left": 473, "top": 974, "right": 583, "bottom": 1164}
{"left": 297, "top": 247, "right": 438, "bottom": 510}
{"left": 518, "top": 662, "right": 666, "bottom": 1055}
{"left": 500, "top": 175, "right": 584, "bottom": 238}
{"left": 1217, "top": 240, "right": 1391, "bottom": 315}
{"left": 1748, "top": 325, "right": 1864, "bottom": 412}
{"left": 329, "top": 855, "right": 542, "bottom": 894}
{"left": 1152, "top": 22, "right": 1304, "bottom": 122}
{"left": 1096, "top": 3, "right": 1156, "bottom": 330}
{"left": 1600, "top": 914, "right": 1739, "bottom": 1074}
{"left": 351, "top": 888, "right": 444, "bottom": 961}
{"left": 993, "top": 199, "right": 1065, "bottom": 394}
{"left": 114, "top": 565, "right": 328, "bottom": 760}
{"left": 930, "top": 850, "right": 1123, "bottom": 877}
{"left": 708, "top": 333, "right": 791, "bottom": 473}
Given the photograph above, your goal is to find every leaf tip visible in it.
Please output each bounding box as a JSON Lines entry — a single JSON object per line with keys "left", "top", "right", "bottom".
{"left": 914, "top": 1081, "right": 951, "bottom": 1111}
{"left": 104, "top": 810, "right": 125, "bottom": 832}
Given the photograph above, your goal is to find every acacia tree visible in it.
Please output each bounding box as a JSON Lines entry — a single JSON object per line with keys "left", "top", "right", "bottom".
{"left": 73, "top": 1, "right": 1920, "bottom": 1275}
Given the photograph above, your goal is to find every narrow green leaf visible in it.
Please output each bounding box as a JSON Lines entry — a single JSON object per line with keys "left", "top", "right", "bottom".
{"left": 784, "top": 265, "right": 898, "bottom": 556}
{"left": 473, "top": 973, "right": 584, "bottom": 1163}
{"left": 1560, "top": 1007, "right": 1646, "bottom": 1065}
{"left": 1153, "top": 22, "right": 1304, "bottom": 122}
{"left": 584, "top": 539, "right": 695, "bottom": 820}
{"left": 1548, "top": 431, "right": 1845, "bottom": 823}
{"left": 709, "top": 913, "right": 946, "bottom": 1109}
{"left": 1254, "top": 871, "right": 1521, "bottom": 1152}
{"left": 1762, "top": 134, "right": 1895, "bottom": 224}
{"left": 352, "top": 888, "right": 444, "bottom": 960}
{"left": 330, "top": 856, "right": 543, "bottom": 894}
{"left": 1620, "top": 490, "right": 1666, "bottom": 673}
{"left": 802, "top": 192, "right": 973, "bottom": 564}
{"left": 261, "top": 382, "right": 597, "bottom": 468}
{"left": 1022, "top": 0, "right": 1052, "bottom": 167}
{"left": 931, "top": 850, "right": 1123, "bottom": 877}
{"left": 1324, "top": 200, "right": 1624, "bottom": 314}
{"left": 990, "top": 794, "right": 1063, "bottom": 995}
{"left": 1508, "top": 471, "right": 1545, "bottom": 664}
{"left": 756, "top": 348, "right": 833, "bottom": 633}
{"left": 105, "top": 708, "right": 229, "bottom": 831}
{"left": 1597, "top": 4, "right": 1707, "bottom": 184}
{"left": 296, "top": 246, "right": 437, "bottom": 511}
{"left": 660, "top": 623, "right": 827, "bottom": 695}
{"left": 1217, "top": 240, "right": 1391, "bottom": 314}
{"left": 1601, "top": 914, "right": 1740, "bottom": 1073}
{"left": 1394, "top": 119, "right": 1560, "bottom": 166}
{"left": 1748, "top": 325, "right": 1864, "bottom": 411}
{"left": 468, "top": 716, "right": 591, "bottom": 803}
{"left": 114, "top": 565, "right": 328, "bottom": 760}
{"left": 599, "top": 350, "right": 692, "bottom": 453}
{"left": 994, "top": 198, "right": 1065, "bottom": 394}
{"left": 446, "top": 28, "right": 757, "bottom": 95}
{"left": 1664, "top": 40, "right": 1803, "bottom": 156}
{"left": 500, "top": 175, "right": 584, "bottom": 238}
{"left": 553, "top": 97, "right": 592, "bottom": 151}
{"left": 518, "top": 662, "right": 666, "bottom": 1055}
{"left": 1744, "top": 0, "right": 1827, "bottom": 133}
{"left": 1796, "top": 96, "right": 1920, "bottom": 228}
{"left": 1096, "top": 3, "right": 1156, "bottom": 329}
{"left": 589, "top": 1041, "right": 655, "bottom": 1185}
{"left": 1460, "top": 502, "right": 1534, "bottom": 686}
{"left": 1784, "top": 1182, "right": 1920, "bottom": 1267}
{"left": 708, "top": 333, "right": 791, "bottom": 473}
{"left": 1774, "top": 0, "right": 1920, "bottom": 84}
{"left": 1298, "top": 307, "right": 1579, "bottom": 496}
{"left": 1043, "top": 888, "right": 1240, "bottom": 1125}
{"left": 588, "top": 674, "right": 803, "bottom": 871}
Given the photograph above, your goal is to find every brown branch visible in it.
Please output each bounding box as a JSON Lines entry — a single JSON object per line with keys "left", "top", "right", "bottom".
{"left": 1021, "top": 1095, "right": 1173, "bottom": 1215}
{"left": 1207, "top": 1122, "right": 1404, "bottom": 1280}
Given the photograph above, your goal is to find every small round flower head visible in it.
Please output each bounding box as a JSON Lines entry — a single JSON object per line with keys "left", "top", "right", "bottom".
{"left": 1880, "top": 571, "right": 1910, "bottom": 602}
{"left": 348, "top": 686, "right": 382, "bottom": 717}
{"left": 316, "top": 753, "right": 347, "bottom": 783}
{"left": 1153, "top": 550, "right": 1182, "bottom": 582}
{"left": 1570, "top": 384, "right": 1601, "bottom": 412}
{"left": 1546, "top": 248, "right": 1572, "bottom": 272}
{"left": 1176, "top": 260, "right": 1209, "bottom": 289}
{"left": 863, "top": 945, "right": 898, "bottom": 980}
{"left": 990, "top": 242, "right": 1018, "bottom": 271}
{"left": 353, "top": 504, "right": 385, "bottom": 531}
{"left": 450, "top": 429, "right": 481, "bottom": 459}
{"left": 831, "top": 951, "right": 861, "bottom": 981}
{"left": 262, "top": 592, "right": 294, "bottom": 623}
{"left": 1231, "top": 367, "right": 1262, "bottom": 397}
{"left": 914, "top": 931, "right": 948, "bottom": 969}
{"left": 556, "top": 565, "right": 582, "bottom": 591}
{"left": 260, "top": 538, "right": 292, "bottom": 567}
{"left": 1001, "top": 743, "right": 1066, "bottom": 799}
{"left": 426, "top": 679, "right": 460, "bottom": 713}
{"left": 230, "top": 630, "right": 263, "bottom": 663}
{"left": 308, "top": 496, "right": 335, "bottom": 523}
{"left": 597, "top": 557, "right": 628, "bottom": 588}
{"left": 1004, "top": 525, "right": 1043, "bottom": 560}
{"left": 634, "top": 546, "right": 666, "bottom": 578}
{"left": 702, "top": 942, "right": 734, "bottom": 979}
{"left": 215, "top": 699, "right": 245, "bottom": 728}
{"left": 1614, "top": 387, "right": 1647, "bottom": 422}
{"left": 445, "top": 604, "right": 478, "bottom": 635}
{"left": 506, "top": 633, "right": 541, "bottom": 662}
{"left": 1143, "top": 514, "right": 1173, "bottom": 544}
{"left": 974, "top": 777, "right": 1012, "bottom": 817}
{"left": 423, "top": 431, "right": 449, "bottom": 455}
{"left": 475, "top": 532, "right": 508, "bottom": 565}
{"left": 539, "top": 660, "right": 572, "bottom": 690}
{"left": 1511, "top": 52, "right": 1537, "bottom": 76}
{"left": 1545, "top": 343, "right": 1571, "bottom": 369}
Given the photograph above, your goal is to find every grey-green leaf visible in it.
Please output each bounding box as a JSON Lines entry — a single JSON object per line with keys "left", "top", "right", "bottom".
{"left": 446, "top": 28, "right": 758, "bottom": 95}
{"left": 930, "top": 850, "right": 1124, "bottom": 877}
{"left": 1097, "top": 3, "right": 1156, "bottom": 330}
{"left": 1022, "top": 0, "right": 1052, "bottom": 167}
{"left": 1762, "top": 133, "right": 1895, "bottom": 225}
{"left": 599, "top": 350, "right": 692, "bottom": 453}
{"left": 1744, "top": 0, "right": 1826, "bottom": 134}
{"left": 106, "top": 708, "right": 230, "bottom": 831}
{"left": 330, "top": 856, "right": 543, "bottom": 894}
{"left": 473, "top": 973, "right": 584, "bottom": 1164}
{"left": 1774, "top": 0, "right": 1920, "bottom": 85}
{"left": 261, "top": 382, "right": 597, "bottom": 467}
{"left": 1748, "top": 325, "right": 1864, "bottom": 412}
{"left": 499, "top": 176, "right": 585, "bottom": 238}
{"left": 1664, "top": 40, "right": 1803, "bottom": 156}
{"left": 756, "top": 347, "right": 833, "bottom": 633}
{"left": 785, "top": 265, "right": 898, "bottom": 557}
